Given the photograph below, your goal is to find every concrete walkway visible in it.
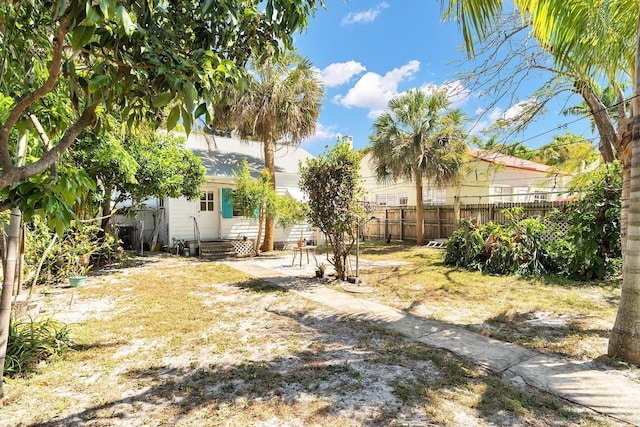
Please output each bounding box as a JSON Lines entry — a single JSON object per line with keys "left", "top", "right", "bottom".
{"left": 222, "top": 255, "right": 640, "bottom": 426}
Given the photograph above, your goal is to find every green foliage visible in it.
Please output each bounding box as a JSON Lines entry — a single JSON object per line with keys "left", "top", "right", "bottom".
{"left": 0, "top": 169, "right": 96, "bottom": 236}
{"left": 300, "top": 141, "right": 364, "bottom": 280}
{"left": 25, "top": 219, "right": 116, "bottom": 284}
{"left": 551, "top": 163, "right": 622, "bottom": 279}
{"left": 275, "top": 195, "right": 308, "bottom": 232}
{"left": 445, "top": 213, "right": 550, "bottom": 276}
{"left": 444, "top": 219, "right": 485, "bottom": 269}
{"left": 5, "top": 317, "right": 73, "bottom": 377}
{"left": 529, "top": 132, "right": 600, "bottom": 173}
{"left": 73, "top": 120, "right": 207, "bottom": 203}
{"left": 232, "top": 161, "right": 277, "bottom": 218}
{"left": 446, "top": 165, "right": 622, "bottom": 280}
{"left": 0, "top": 0, "right": 321, "bottom": 194}
{"left": 232, "top": 160, "right": 277, "bottom": 254}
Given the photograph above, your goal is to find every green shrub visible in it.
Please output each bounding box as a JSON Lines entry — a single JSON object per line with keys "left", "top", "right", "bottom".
{"left": 5, "top": 317, "right": 74, "bottom": 376}
{"left": 445, "top": 164, "right": 622, "bottom": 280}
{"left": 25, "top": 219, "right": 119, "bottom": 285}
{"left": 444, "top": 219, "right": 485, "bottom": 269}
{"left": 560, "top": 163, "right": 622, "bottom": 279}
{"left": 445, "top": 210, "right": 551, "bottom": 276}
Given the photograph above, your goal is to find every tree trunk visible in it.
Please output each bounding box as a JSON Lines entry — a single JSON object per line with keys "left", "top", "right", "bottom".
{"left": 254, "top": 212, "right": 264, "bottom": 256}
{"left": 414, "top": 168, "right": 425, "bottom": 246}
{"left": 0, "top": 208, "right": 22, "bottom": 397}
{"left": 608, "top": 116, "right": 640, "bottom": 362}
{"left": 100, "top": 187, "right": 113, "bottom": 236}
{"left": 262, "top": 134, "right": 276, "bottom": 252}
{"left": 620, "top": 136, "right": 632, "bottom": 263}
{"left": 608, "top": 11, "right": 640, "bottom": 363}
{"left": 577, "top": 82, "right": 617, "bottom": 163}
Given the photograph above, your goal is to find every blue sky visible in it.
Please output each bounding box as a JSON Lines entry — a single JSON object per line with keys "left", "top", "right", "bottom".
{"left": 293, "top": 0, "right": 593, "bottom": 156}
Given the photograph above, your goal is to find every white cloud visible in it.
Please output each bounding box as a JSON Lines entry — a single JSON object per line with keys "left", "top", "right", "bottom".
{"left": 419, "top": 80, "right": 471, "bottom": 107}
{"left": 301, "top": 123, "right": 340, "bottom": 148}
{"left": 341, "top": 2, "right": 389, "bottom": 25}
{"left": 334, "top": 60, "right": 420, "bottom": 119}
{"left": 319, "top": 61, "right": 366, "bottom": 87}
{"left": 503, "top": 102, "right": 529, "bottom": 119}
{"left": 470, "top": 101, "right": 532, "bottom": 134}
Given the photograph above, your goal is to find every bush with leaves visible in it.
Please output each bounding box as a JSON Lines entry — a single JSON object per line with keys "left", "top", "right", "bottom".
{"left": 549, "top": 162, "right": 622, "bottom": 279}
{"left": 5, "top": 317, "right": 73, "bottom": 377}
{"left": 275, "top": 195, "right": 309, "bottom": 234}
{"left": 300, "top": 142, "right": 364, "bottom": 280}
{"left": 446, "top": 164, "right": 622, "bottom": 279}
{"left": 25, "top": 219, "right": 117, "bottom": 285}
{"left": 444, "top": 219, "right": 485, "bottom": 269}
{"left": 445, "top": 208, "right": 551, "bottom": 276}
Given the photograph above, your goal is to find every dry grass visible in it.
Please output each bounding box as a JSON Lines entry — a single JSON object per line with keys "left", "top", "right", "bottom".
{"left": 352, "top": 241, "right": 623, "bottom": 364}
{"left": 0, "top": 255, "right": 619, "bottom": 426}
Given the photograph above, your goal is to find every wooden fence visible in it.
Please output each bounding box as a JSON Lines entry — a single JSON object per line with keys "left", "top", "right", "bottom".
{"left": 363, "top": 201, "right": 570, "bottom": 243}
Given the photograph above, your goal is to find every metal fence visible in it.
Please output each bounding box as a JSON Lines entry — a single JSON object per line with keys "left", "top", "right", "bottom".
{"left": 363, "top": 201, "right": 570, "bottom": 243}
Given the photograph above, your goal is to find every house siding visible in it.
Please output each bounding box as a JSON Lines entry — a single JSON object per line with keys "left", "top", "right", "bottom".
{"left": 361, "top": 151, "right": 572, "bottom": 206}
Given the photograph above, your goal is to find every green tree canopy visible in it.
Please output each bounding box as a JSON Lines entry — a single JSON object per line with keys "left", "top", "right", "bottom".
{"left": 232, "top": 160, "right": 277, "bottom": 256}
{"left": 0, "top": 0, "right": 323, "bottom": 190}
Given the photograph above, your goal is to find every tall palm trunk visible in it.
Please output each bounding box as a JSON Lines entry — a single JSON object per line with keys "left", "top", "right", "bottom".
{"left": 608, "top": 11, "right": 640, "bottom": 362}
{"left": 414, "top": 168, "right": 425, "bottom": 246}
{"left": 262, "top": 134, "right": 275, "bottom": 252}
{"left": 608, "top": 117, "right": 640, "bottom": 363}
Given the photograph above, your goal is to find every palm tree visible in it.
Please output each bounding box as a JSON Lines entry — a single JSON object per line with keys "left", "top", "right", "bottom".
{"left": 215, "top": 51, "right": 324, "bottom": 251}
{"left": 369, "top": 89, "right": 467, "bottom": 246}
{"left": 440, "top": 0, "right": 640, "bottom": 363}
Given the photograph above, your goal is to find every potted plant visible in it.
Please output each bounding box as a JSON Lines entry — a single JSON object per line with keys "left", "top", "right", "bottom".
{"left": 297, "top": 232, "right": 305, "bottom": 247}
{"left": 67, "top": 256, "right": 90, "bottom": 287}
{"left": 315, "top": 263, "right": 326, "bottom": 278}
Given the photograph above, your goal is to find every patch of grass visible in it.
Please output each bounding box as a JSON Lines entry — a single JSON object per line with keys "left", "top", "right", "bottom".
{"left": 354, "top": 242, "right": 620, "bottom": 361}
{"left": 5, "top": 316, "right": 74, "bottom": 376}
{"left": 2, "top": 256, "right": 620, "bottom": 426}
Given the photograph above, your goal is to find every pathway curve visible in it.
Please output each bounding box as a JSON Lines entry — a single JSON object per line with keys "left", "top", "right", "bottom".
{"left": 222, "top": 255, "right": 640, "bottom": 426}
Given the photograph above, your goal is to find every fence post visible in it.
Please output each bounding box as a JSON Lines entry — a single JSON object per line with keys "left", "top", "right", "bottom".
{"left": 437, "top": 206, "right": 441, "bottom": 239}
{"left": 384, "top": 209, "right": 389, "bottom": 241}
{"left": 400, "top": 207, "right": 405, "bottom": 241}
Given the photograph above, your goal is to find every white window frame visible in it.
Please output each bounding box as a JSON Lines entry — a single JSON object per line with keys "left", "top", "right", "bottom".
{"left": 423, "top": 189, "right": 445, "bottom": 206}
{"left": 200, "top": 191, "right": 215, "bottom": 212}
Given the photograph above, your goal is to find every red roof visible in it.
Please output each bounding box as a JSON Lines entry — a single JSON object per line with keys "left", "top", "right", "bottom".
{"left": 468, "top": 147, "right": 550, "bottom": 173}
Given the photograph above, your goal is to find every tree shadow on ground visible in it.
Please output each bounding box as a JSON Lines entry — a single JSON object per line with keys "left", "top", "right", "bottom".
{"left": 467, "top": 310, "right": 612, "bottom": 361}
{"left": 29, "top": 301, "right": 596, "bottom": 426}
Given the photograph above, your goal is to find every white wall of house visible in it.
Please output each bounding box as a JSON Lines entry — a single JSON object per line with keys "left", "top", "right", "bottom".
{"left": 162, "top": 180, "right": 314, "bottom": 248}
{"left": 361, "top": 151, "right": 573, "bottom": 207}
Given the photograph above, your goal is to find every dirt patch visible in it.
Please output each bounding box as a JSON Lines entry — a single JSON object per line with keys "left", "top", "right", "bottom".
{"left": 1, "top": 256, "right": 620, "bottom": 426}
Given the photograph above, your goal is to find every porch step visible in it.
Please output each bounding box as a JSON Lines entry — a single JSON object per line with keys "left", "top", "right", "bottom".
{"left": 199, "top": 241, "right": 236, "bottom": 258}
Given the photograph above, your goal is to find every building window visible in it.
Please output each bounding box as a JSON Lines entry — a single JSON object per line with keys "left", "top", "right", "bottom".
{"left": 376, "top": 194, "right": 399, "bottom": 206}
{"left": 423, "top": 189, "right": 445, "bottom": 205}
{"left": 515, "top": 187, "right": 528, "bottom": 203}
{"left": 399, "top": 193, "right": 409, "bottom": 205}
{"left": 533, "top": 192, "right": 547, "bottom": 202}
{"left": 492, "top": 186, "right": 511, "bottom": 203}
{"left": 200, "top": 192, "right": 215, "bottom": 211}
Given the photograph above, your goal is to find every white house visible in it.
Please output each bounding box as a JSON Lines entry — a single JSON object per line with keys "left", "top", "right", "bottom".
{"left": 360, "top": 147, "right": 574, "bottom": 207}
{"left": 116, "top": 131, "right": 315, "bottom": 252}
